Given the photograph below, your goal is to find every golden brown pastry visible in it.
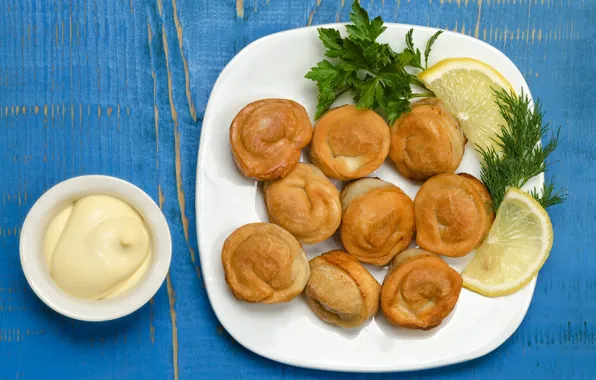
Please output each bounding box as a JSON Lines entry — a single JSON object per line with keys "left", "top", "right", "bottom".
{"left": 340, "top": 178, "right": 415, "bottom": 266}
{"left": 457, "top": 173, "right": 495, "bottom": 240}
{"left": 389, "top": 98, "right": 466, "bottom": 181}
{"left": 264, "top": 163, "right": 341, "bottom": 244}
{"left": 310, "top": 105, "right": 390, "bottom": 180}
{"left": 415, "top": 173, "right": 493, "bottom": 257}
{"left": 221, "top": 223, "right": 309, "bottom": 303}
{"left": 305, "top": 250, "right": 380, "bottom": 328}
{"left": 381, "top": 248, "right": 462, "bottom": 329}
{"left": 230, "top": 99, "right": 312, "bottom": 181}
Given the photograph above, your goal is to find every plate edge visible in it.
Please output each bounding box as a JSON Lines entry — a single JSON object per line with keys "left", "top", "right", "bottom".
{"left": 194, "top": 22, "right": 540, "bottom": 372}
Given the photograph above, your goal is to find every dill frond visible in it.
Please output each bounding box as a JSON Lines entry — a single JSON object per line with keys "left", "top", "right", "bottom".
{"left": 478, "top": 89, "right": 566, "bottom": 210}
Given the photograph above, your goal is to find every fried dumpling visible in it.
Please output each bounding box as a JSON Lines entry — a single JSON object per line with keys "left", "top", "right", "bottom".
{"left": 415, "top": 173, "right": 493, "bottom": 257}
{"left": 389, "top": 98, "right": 465, "bottom": 181}
{"left": 230, "top": 99, "right": 312, "bottom": 181}
{"left": 340, "top": 178, "right": 415, "bottom": 266}
{"left": 381, "top": 248, "right": 462, "bottom": 329}
{"left": 221, "top": 223, "right": 309, "bottom": 303}
{"left": 264, "top": 163, "right": 341, "bottom": 244}
{"left": 305, "top": 250, "right": 380, "bottom": 328}
{"left": 310, "top": 105, "right": 390, "bottom": 180}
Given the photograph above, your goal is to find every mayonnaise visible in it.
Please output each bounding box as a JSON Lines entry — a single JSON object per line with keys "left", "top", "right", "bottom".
{"left": 44, "top": 195, "right": 152, "bottom": 300}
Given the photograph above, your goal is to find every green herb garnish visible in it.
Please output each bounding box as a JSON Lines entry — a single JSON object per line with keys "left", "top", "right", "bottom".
{"left": 398, "top": 28, "right": 443, "bottom": 71}
{"left": 478, "top": 89, "right": 566, "bottom": 209}
{"left": 305, "top": 2, "right": 442, "bottom": 124}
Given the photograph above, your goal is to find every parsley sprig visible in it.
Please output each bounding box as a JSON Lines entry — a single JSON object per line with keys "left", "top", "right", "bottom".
{"left": 478, "top": 89, "right": 566, "bottom": 209}
{"left": 305, "top": 2, "right": 442, "bottom": 124}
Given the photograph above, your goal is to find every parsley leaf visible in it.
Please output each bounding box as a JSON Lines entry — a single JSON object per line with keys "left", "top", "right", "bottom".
{"left": 396, "top": 49, "right": 418, "bottom": 68}
{"left": 402, "top": 29, "right": 423, "bottom": 70}
{"left": 305, "top": 60, "right": 355, "bottom": 119}
{"left": 305, "top": 2, "right": 443, "bottom": 123}
{"left": 424, "top": 30, "right": 443, "bottom": 69}
{"left": 399, "top": 29, "right": 443, "bottom": 70}
{"left": 386, "top": 94, "right": 412, "bottom": 126}
{"left": 305, "top": 60, "right": 341, "bottom": 83}
{"left": 346, "top": 2, "right": 386, "bottom": 43}
{"left": 355, "top": 77, "right": 380, "bottom": 109}
{"left": 318, "top": 28, "right": 343, "bottom": 58}
{"left": 338, "top": 39, "right": 369, "bottom": 71}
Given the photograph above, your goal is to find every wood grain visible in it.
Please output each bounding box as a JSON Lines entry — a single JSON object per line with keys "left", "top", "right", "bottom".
{"left": 0, "top": 0, "right": 594, "bottom": 378}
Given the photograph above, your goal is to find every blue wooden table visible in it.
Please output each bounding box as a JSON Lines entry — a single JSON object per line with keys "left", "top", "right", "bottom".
{"left": 0, "top": 0, "right": 594, "bottom": 378}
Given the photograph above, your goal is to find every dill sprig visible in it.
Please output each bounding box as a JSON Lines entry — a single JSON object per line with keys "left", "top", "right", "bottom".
{"left": 477, "top": 89, "right": 567, "bottom": 210}
{"left": 530, "top": 176, "right": 567, "bottom": 209}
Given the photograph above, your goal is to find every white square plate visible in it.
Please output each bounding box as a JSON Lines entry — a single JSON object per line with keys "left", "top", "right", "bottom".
{"left": 196, "top": 23, "right": 539, "bottom": 372}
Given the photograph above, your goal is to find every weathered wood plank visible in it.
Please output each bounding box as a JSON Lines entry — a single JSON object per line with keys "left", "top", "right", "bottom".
{"left": 0, "top": 0, "right": 594, "bottom": 378}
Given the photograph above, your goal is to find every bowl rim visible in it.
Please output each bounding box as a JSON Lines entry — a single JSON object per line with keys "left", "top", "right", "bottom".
{"left": 20, "top": 174, "right": 172, "bottom": 322}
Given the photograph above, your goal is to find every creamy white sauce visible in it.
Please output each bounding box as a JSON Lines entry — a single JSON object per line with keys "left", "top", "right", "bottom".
{"left": 44, "top": 195, "right": 151, "bottom": 300}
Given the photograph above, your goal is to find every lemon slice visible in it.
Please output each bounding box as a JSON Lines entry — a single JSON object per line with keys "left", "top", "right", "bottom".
{"left": 462, "top": 188, "right": 553, "bottom": 296}
{"left": 419, "top": 58, "right": 514, "bottom": 154}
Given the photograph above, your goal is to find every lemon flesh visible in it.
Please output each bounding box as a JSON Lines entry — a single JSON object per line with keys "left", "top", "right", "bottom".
{"left": 419, "top": 58, "right": 514, "bottom": 154}
{"left": 462, "top": 188, "right": 553, "bottom": 296}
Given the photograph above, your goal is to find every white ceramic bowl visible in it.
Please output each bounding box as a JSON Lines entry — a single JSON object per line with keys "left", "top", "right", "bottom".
{"left": 20, "top": 175, "right": 172, "bottom": 321}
